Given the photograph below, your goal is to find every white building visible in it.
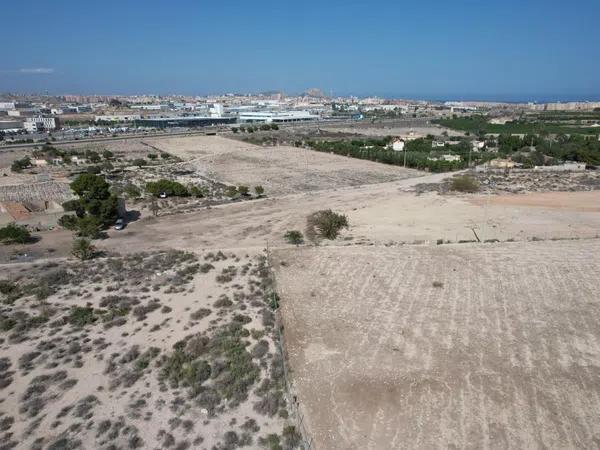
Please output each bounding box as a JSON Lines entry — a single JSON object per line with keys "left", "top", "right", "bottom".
{"left": 392, "top": 139, "right": 405, "bottom": 151}
{"left": 209, "top": 103, "right": 224, "bottom": 118}
{"left": 0, "top": 102, "right": 15, "bottom": 111}
{"left": 24, "top": 117, "right": 59, "bottom": 132}
{"left": 428, "top": 154, "right": 461, "bottom": 162}
{"left": 238, "top": 110, "right": 318, "bottom": 123}
{"left": 472, "top": 140, "right": 485, "bottom": 152}
{"left": 94, "top": 114, "right": 141, "bottom": 122}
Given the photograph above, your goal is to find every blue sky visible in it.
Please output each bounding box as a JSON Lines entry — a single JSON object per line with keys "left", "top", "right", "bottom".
{"left": 2, "top": 0, "right": 599, "bottom": 101}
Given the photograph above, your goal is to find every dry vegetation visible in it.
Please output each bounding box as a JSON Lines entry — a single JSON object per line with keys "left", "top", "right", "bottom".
{"left": 0, "top": 248, "right": 301, "bottom": 449}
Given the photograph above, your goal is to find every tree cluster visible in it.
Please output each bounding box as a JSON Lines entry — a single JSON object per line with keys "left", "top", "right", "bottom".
{"left": 59, "top": 173, "right": 119, "bottom": 238}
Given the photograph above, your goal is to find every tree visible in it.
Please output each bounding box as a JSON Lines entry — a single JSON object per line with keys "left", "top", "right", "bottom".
{"left": 284, "top": 230, "right": 304, "bottom": 246}
{"left": 254, "top": 185, "right": 265, "bottom": 197}
{"left": 70, "top": 173, "right": 119, "bottom": 227}
{"left": 102, "top": 149, "right": 114, "bottom": 160}
{"left": 147, "top": 153, "right": 158, "bottom": 160}
{"left": 72, "top": 238, "right": 96, "bottom": 260}
{"left": 160, "top": 153, "right": 171, "bottom": 159}
{"left": 109, "top": 98, "right": 122, "bottom": 107}
{"left": 74, "top": 216, "right": 103, "bottom": 239}
{"left": 0, "top": 223, "right": 32, "bottom": 244}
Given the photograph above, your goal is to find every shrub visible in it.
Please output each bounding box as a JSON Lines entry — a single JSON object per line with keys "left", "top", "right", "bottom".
{"left": 124, "top": 184, "right": 141, "bottom": 199}
{"left": 58, "top": 214, "right": 78, "bottom": 230}
{"left": 132, "top": 158, "right": 146, "bottom": 167}
{"left": 72, "top": 238, "right": 96, "bottom": 261}
{"left": 11, "top": 157, "right": 31, "bottom": 173}
{"left": 306, "top": 210, "right": 349, "bottom": 241}
{"left": 146, "top": 179, "right": 189, "bottom": 197}
{"left": 0, "top": 223, "right": 33, "bottom": 244}
{"left": 283, "top": 230, "right": 303, "bottom": 246}
{"left": 225, "top": 186, "right": 238, "bottom": 198}
{"left": 69, "top": 307, "right": 97, "bottom": 327}
{"left": 254, "top": 185, "right": 265, "bottom": 197}
{"left": 450, "top": 175, "right": 479, "bottom": 193}
{"left": 238, "top": 185, "right": 250, "bottom": 196}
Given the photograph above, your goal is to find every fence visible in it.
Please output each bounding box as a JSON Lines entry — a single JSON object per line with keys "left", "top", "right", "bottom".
{"left": 265, "top": 242, "right": 315, "bottom": 450}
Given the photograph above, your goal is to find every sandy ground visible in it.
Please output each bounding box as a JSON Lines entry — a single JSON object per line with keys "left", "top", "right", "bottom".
{"left": 272, "top": 241, "right": 600, "bottom": 449}
{"left": 3, "top": 179, "right": 599, "bottom": 263}
{"left": 144, "top": 135, "right": 423, "bottom": 196}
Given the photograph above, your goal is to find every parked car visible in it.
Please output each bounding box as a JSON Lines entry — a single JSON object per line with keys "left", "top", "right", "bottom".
{"left": 114, "top": 218, "right": 125, "bottom": 230}
{"left": 159, "top": 192, "right": 167, "bottom": 198}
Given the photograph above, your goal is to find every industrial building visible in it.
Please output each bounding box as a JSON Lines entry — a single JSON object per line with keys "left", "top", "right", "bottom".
{"left": 134, "top": 116, "right": 235, "bottom": 128}
{"left": 238, "top": 110, "right": 318, "bottom": 123}
{"left": 24, "top": 116, "right": 59, "bottom": 132}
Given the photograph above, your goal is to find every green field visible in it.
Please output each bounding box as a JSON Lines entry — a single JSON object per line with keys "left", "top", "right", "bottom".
{"left": 435, "top": 116, "right": 600, "bottom": 136}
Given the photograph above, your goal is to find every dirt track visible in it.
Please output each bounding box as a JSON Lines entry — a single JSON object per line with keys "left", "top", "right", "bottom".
{"left": 272, "top": 241, "right": 600, "bottom": 449}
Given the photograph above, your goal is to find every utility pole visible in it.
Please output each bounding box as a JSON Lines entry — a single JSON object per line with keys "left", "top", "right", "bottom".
{"left": 403, "top": 147, "right": 407, "bottom": 168}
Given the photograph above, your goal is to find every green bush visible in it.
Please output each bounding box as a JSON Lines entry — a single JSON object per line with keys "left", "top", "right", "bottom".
{"left": 72, "top": 238, "right": 96, "bottom": 260}
{"left": 0, "top": 223, "right": 33, "bottom": 244}
{"left": 283, "top": 230, "right": 303, "bottom": 246}
{"left": 306, "top": 210, "right": 349, "bottom": 241}
{"left": 254, "top": 185, "right": 265, "bottom": 196}
{"left": 11, "top": 157, "right": 31, "bottom": 173}
{"left": 450, "top": 176, "right": 480, "bottom": 193}
{"left": 145, "top": 179, "right": 189, "bottom": 197}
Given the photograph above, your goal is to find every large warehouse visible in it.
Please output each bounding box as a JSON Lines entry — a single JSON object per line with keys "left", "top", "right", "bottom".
{"left": 134, "top": 116, "right": 235, "bottom": 128}
{"left": 238, "top": 110, "right": 318, "bottom": 123}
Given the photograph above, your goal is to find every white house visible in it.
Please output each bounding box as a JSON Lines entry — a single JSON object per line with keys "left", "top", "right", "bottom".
{"left": 392, "top": 139, "right": 405, "bottom": 151}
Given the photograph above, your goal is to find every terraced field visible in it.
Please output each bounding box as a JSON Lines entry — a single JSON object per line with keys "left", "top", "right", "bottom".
{"left": 272, "top": 240, "right": 600, "bottom": 449}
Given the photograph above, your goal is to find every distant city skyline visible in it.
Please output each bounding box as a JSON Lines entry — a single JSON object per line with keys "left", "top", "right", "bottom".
{"left": 2, "top": 0, "right": 599, "bottom": 101}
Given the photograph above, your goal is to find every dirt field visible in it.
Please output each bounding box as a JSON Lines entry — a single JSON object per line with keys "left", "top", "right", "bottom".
{"left": 272, "top": 240, "right": 600, "bottom": 449}
{"left": 144, "top": 136, "right": 423, "bottom": 196}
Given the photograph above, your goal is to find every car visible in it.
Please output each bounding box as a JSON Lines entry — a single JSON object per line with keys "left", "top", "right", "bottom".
{"left": 114, "top": 218, "right": 125, "bottom": 230}
{"left": 159, "top": 192, "right": 168, "bottom": 198}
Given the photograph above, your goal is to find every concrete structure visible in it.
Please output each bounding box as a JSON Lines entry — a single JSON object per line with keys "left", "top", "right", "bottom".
{"left": 209, "top": 103, "right": 224, "bottom": 118}
{"left": 534, "top": 162, "right": 587, "bottom": 172}
{"left": 0, "top": 120, "right": 24, "bottom": 132}
{"left": 95, "top": 114, "right": 141, "bottom": 123}
{"left": 134, "top": 116, "right": 235, "bottom": 128}
{"left": 238, "top": 110, "right": 318, "bottom": 123}
{"left": 0, "top": 102, "right": 16, "bottom": 111}
{"left": 488, "top": 158, "right": 517, "bottom": 169}
{"left": 24, "top": 116, "right": 59, "bottom": 132}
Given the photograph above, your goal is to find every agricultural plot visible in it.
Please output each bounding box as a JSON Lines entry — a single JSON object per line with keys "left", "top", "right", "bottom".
{"left": 145, "top": 135, "right": 423, "bottom": 196}
{"left": 0, "top": 249, "right": 301, "bottom": 449}
{"left": 272, "top": 240, "right": 600, "bottom": 449}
